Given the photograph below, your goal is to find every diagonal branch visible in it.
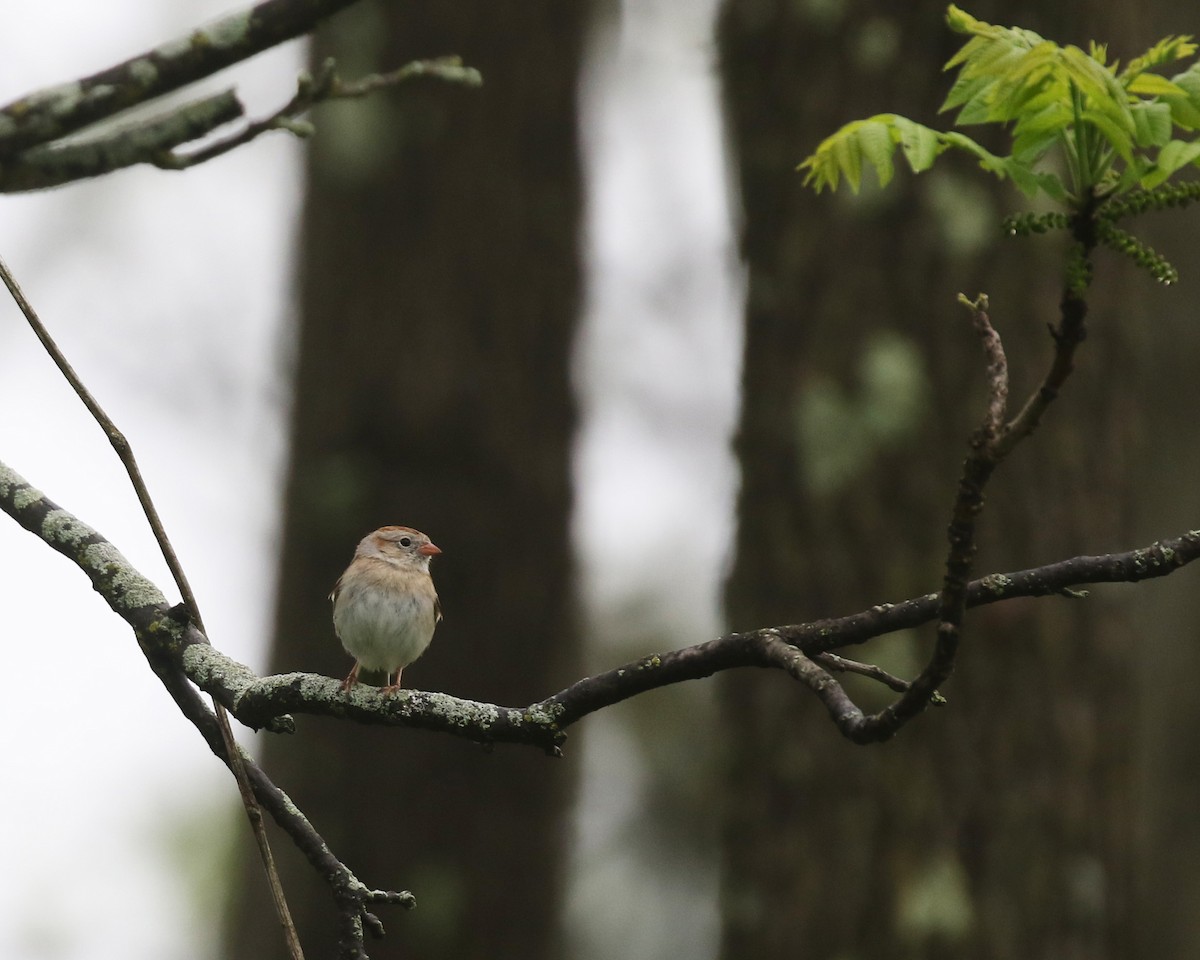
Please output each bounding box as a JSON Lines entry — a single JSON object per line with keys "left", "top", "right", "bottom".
{"left": 0, "top": 91, "right": 244, "bottom": 192}
{"left": 0, "top": 0, "right": 364, "bottom": 160}
{"left": 148, "top": 654, "right": 414, "bottom": 959}
{"left": 857, "top": 207, "right": 1102, "bottom": 742}
{"left": 0, "top": 256, "right": 303, "bottom": 959}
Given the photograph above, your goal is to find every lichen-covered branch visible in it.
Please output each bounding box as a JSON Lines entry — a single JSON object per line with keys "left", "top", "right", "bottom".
{"left": 0, "top": 0, "right": 481, "bottom": 191}
{"left": 0, "top": 0, "right": 364, "bottom": 159}
{"left": 0, "top": 91, "right": 244, "bottom": 191}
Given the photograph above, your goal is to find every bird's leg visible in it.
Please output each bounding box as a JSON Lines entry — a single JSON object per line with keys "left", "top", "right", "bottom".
{"left": 382, "top": 668, "right": 404, "bottom": 694}
{"left": 341, "top": 662, "right": 362, "bottom": 692}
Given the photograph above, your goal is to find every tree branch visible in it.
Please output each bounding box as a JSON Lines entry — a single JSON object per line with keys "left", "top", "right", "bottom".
{"left": 0, "top": 91, "right": 244, "bottom": 192}
{"left": 153, "top": 56, "right": 481, "bottom": 173}
{"left": 0, "top": 0, "right": 364, "bottom": 160}
{"left": 858, "top": 213, "right": 1101, "bottom": 742}
{"left": 4, "top": 455, "right": 1195, "bottom": 752}
{"left": 0, "top": 2, "right": 481, "bottom": 191}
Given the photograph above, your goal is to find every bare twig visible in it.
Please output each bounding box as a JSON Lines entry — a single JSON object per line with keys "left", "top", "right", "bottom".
{"left": 848, "top": 204, "right": 1103, "bottom": 741}
{"left": 155, "top": 56, "right": 482, "bottom": 172}
{"left": 759, "top": 636, "right": 867, "bottom": 734}
{"left": 958, "top": 292, "right": 1008, "bottom": 438}
{"left": 812, "top": 651, "right": 913, "bottom": 693}
{"left": 147, "top": 653, "right": 414, "bottom": 960}
{"left": 996, "top": 202, "right": 1099, "bottom": 457}
{"left": 0, "top": 259, "right": 304, "bottom": 960}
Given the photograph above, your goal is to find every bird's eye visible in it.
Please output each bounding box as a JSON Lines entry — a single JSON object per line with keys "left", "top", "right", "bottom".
{"left": 399, "top": 537, "right": 412, "bottom": 547}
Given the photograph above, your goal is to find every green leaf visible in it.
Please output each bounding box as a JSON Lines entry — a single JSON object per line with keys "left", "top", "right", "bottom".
{"left": 1127, "top": 73, "right": 1186, "bottom": 98}
{"left": 944, "top": 5, "right": 1044, "bottom": 67}
{"left": 893, "top": 116, "right": 942, "bottom": 172}
{"left": 831, "top": 127, "right": 864, "bottom": 191}
{"left": 941, "top": 72, "right": 991, "bottom": 113}
{"left": 1010, "top": 114, "right": 1070, "bottom": 164}
{"left": 1121, "top": 35, "right": 1198, "bottom": 82}
{"left": 798, "top": 114, "right": 1010, "bottom": 194}
{"left": 1035, "top": 170, "right": 1070, "bottom": 203}
{"left": 1001, "top": 158, "right": 1046, "bottom": 198}
{"left": 856, "top": 119, "right": 896, "bottom": 187}
{"left": 944, "top": 4, "right": 982, "bottom": 38}
{"left": 1131, "top": 100, "right": 1175, "bottom": 147}
{"left": 1141, "top": 138, "right": 1200, "bottom": 187}
{"left": 1084, "top": 110, "right": 1136, "bottom": 165}
{"left": 939, "top": 130, "right": 1007, "bottom": 176}
{"left": 1060, "top": 45, "right": 1135, "bottom": 131}
{"left": 807, "top": 8, "right": 1200, "bottom": 204}
{"left": 1164, "top": 61, "right": 1200, "bottom": 129}
{"left": 799, "top": 116, "right": 904, "bottom": 193}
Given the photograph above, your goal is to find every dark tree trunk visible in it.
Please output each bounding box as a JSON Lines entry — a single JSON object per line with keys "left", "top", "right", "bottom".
{"left": 717, "top": 2, "right": 1159, "bottom": 957}
{"left": 225, "top": 2, "right": 588, "bottom": 957}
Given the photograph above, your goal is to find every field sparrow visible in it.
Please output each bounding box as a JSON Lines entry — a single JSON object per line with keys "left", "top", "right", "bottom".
{"left": 331, "top": 525, "right": 442, "bottom": 692}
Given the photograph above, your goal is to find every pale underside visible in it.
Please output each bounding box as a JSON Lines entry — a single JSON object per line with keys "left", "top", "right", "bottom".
{"left": 332, "top": 567, "right": 439, "bottom": 674}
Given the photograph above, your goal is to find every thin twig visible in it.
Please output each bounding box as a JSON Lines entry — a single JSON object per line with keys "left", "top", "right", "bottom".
{"left": 958, "top": 292, "right": 1008, "bottom": 438}
{"left": 854, "top": 212, "right": 1102, "bottom": 740}
{"left": 0, "top": 257, "right": 304, "bottom": 960}
{"left": 759, "top": 636, "right": 867, "bottom": 733}
{"left": 812, "top": 652, "right": 912, "bottom": 693}
{"left": 155, "top": 56, "right": 481, "bottom": 172}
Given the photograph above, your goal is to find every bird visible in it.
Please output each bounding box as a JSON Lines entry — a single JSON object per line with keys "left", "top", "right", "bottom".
{"left": 331, "top": 525, "right": 442, "bottom": 692}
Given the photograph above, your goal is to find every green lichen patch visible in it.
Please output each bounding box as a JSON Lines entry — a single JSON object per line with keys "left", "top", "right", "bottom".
{"left": 423, "top": 692, "right": 500, "bottom": 730}
{"left": 23, "top": 80, "right": 83, "bottom": 112}
{"left": 42, "top": 508, "right": 94, "bottom": 546}
{"left": 127, "top": 58, "right": 159, "bottom": 87}
{"left": 201, "top": 10, "right": 253, "bottom": 50}
{"left": 976, "top": 573, "right": 1013, "bottom": 595}
{"left": 82, "top": 540, "right": 166, "bottom": 608}
{"left": 11, "top": 481, "right": 44, "bottom": 512}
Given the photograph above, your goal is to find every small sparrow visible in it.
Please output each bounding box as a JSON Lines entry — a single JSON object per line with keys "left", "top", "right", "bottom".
{"left": 331, "top": 525, "right": 442, "bottom": 692}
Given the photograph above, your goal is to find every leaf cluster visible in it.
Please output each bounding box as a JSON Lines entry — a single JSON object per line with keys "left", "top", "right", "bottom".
{"left": 797, "top": 6, "right": 1200, "bottom": 284}
{"left": 799, "top": 5, "right": 1200, "bottom": 203}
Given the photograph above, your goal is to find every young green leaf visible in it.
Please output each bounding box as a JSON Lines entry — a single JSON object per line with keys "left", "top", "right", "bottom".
{"left": 1141, "top": 138, "right": 1200, "bottom": 188}
{"left": 1131, "top": 101, "right": 1175, "bottom": 148}
{"left": 1120, "top": 35, "right": 1198, "bottom": 83}
{"left": 805, "top": 6, "right": 1200, "bottom": 210}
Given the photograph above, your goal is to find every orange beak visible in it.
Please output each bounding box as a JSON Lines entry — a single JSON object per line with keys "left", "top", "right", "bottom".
{"left": 419, "top": 542, "right": 442, "bottom": 557}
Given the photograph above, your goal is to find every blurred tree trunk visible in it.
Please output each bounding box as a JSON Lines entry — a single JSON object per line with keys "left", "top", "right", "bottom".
{"left": 717, "top": 1, "right": 1161, "bottom": 957}
{"left": 225, "top": 2, "right": 588, "bottom": 958}
{"left": 1127, "top": 82, "right": 1200, "bottom": 955}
